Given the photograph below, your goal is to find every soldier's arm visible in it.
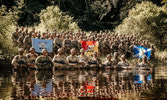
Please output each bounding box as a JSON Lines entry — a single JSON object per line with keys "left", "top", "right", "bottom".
{"left": 11, "top": 56, "right": 19, "bottom": 67}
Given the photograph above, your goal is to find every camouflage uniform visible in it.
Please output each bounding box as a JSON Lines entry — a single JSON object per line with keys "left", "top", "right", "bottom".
{"left": 52, "top": 54, "right": 67, "bottom": 68}
{"left": 35, "top": 55, "right": 53, "bottom": 69}
{"left": 12, "top": 31, "right": 19, "bottom": 46}
{"left": 63, "top": 38, "right": 72, "bottom": 55}
{"left": 23, "top": 35, "right": 32, "bottom": 52}
{"left": 26, "top": 53, "right": 38, "bottom": 68}
{"left": 12, "top": 55, "right": 29, "bottom": 68}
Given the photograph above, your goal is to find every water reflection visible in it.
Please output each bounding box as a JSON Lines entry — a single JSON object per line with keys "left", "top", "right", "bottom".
{"left": 0, "top": 67, "right": 166, "bottom": 99}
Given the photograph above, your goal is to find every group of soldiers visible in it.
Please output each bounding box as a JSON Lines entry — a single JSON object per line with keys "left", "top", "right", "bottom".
{"left": 11, "top": 27, "right": 155, "bottom": 70}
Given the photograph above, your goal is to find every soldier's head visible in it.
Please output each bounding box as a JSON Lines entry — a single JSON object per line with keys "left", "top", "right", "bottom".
{"left": 107, "top": 54, "right": 112, "bottom": 60}
{"left": 80, "top": 49, "right": 85, "bottom": 55}
{"left": 18, "top": 48, "right": 24, "bottom": 55}
{"left": 93, "top": 52, "right": 98, "bottom": 58}
{"left": 21, "top": 27, "right": 24, "bottom": 31}
{"left": 41, "top": 49, "right": 48, "bottom": 56}
{"left": 30, "top": 47, "right": 35, "bottom": 54}
{"left": 70, "top": 48, "right": 76, "bottom": 55}
{"left": 16, "top": 28, "right": 19, "bottom": 32}
{"left": 120, "top": 54, "right": 126, "bottom": 61}
{"left": 58, "top": 48, "right": 63, "bottom": 55}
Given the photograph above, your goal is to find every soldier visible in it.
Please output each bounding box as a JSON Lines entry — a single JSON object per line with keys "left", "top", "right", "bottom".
{"left": 53, "top": 34, "right": 62, "bottom": 54}
{"left": 72, "top": 36, "right": 79, "bottom": 55}
{"left": 12, "top": 28, "right": 19, "bottom": 46}
{"left": 17, "top": 33, "right": 25, "bottom": 47}
{"left": 66, "top": 48, "right": 79, "bottom": 68}
{"left": 137, "top": 55, "right": 151, "bottom": 68}
{"left": 11, "top": 48, "right": 29, "bottom": 69}
{"left": 117, "top": 54, "right": 130, "bottom": 68}
{"left": 111, "top": 52, "right": 120, "bottom": 66}
{"left": 63, "top": 35, "right": 72, "bottom": 55}
{"left": 26, "top": 47, "right": 38, "bottom": 69}
{"left": 23, "top": 32, "right": 32, "bottom": 53}
{"left": 52, "top": 48, "right": 67, "bottom": 69}
{"left": 103, "top": 38, "right": 110, "bottom": 56}
{"left": 78, "top": 49, "right": 89, "bottom": 67}
{"left": 103, "top": 54, "right": 113, "bottom": 68}
{"left": 88, "top": 52, "right": 101, "bottom": 68}
{"left": 35, "top": 49, "right": 53, "bottom": 69}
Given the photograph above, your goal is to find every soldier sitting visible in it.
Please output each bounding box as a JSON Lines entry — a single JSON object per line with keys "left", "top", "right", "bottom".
{"left": 35, "top": 49, "right": 53, "bottom": 70}
{"left": 11, "top": 48, "right": 29, "bottom": 69}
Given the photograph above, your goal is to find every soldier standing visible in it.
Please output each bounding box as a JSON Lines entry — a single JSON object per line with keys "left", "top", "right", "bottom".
{"left": 11, "top": 48, "right": 29, "bottom": 69}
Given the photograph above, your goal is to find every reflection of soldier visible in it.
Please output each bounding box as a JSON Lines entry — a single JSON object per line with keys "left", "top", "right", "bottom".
{"left": 35, "top": 49, "right": 52, "bottom": 69}
{"left": 26, "top": 47, "right": 38, "bottom": 69}
{"left": 12, "top": 48, "right": 28, "bottom": 69}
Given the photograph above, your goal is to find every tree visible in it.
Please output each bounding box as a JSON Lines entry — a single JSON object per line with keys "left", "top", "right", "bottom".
{"left": 114, "top": 1, "right": 167, "bottom": 50}
{"left": 38, "top": 5, "right": 79, "bottom": 32}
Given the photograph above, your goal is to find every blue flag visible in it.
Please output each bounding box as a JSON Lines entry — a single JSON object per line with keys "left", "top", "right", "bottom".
{"left": 32, "top": 38, "right": 53, "bottom": 53}
{"left": 133, "top": 45, "right": 151, "bottom": 59}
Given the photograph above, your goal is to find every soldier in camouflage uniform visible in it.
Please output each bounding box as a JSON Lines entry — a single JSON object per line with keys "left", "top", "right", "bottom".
{"left": 35, "top": 49, "right": 53, "bottom": 69}
{"left": 11, "top": 48, "right": 29, "bottom": 69}
{"left": 63, "top": 35, "right": 72, "bottom": 55}
{"left": 53, "top": 34, "right": 62, "bottom": 54}
{"left": 23, "top": 32, "right": 32, "bottom": 53}
{"left": 26, "top": 47, "right": 38, "bottom": 69}
{"left": 66, "top": 48, "right": 79, "bottom": 68}
{"left": 12, "top": 28, "right": 19, "bottom": 47}
{"left": 52, "top": 48, "right": 67, "bottom": 69}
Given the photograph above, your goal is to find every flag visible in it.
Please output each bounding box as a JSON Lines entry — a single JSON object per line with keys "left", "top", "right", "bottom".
{"left": 133, "top": 45, "right": 151, "bottom": 59}
{"left": 81, "top": 40, "right": 99, "bottom": 55}
{"left": 32, "top": 38, "right": 53, "bottom": 53}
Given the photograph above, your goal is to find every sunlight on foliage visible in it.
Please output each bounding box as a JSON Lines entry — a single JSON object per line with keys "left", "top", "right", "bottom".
{"left": 114, "top": 1, "right": 167, "bottom": 50}
{"left": 0, "top": 0, "right": 24, "bottom": 58}
{"left": 38, "top": 6, "right": 79, "bottom": 32}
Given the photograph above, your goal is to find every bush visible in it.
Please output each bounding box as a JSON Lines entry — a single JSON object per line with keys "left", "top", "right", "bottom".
{"left": 38, "top": 6, "right": 79, "bottom": 32}
{"left": 114, "top": 1, "right": 167, "bottom": 50}
{"left": 0, "top": 0, "right": 24, "bottom": 58}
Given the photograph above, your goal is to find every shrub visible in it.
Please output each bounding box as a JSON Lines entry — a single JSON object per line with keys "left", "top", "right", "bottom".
{"left": 114, "top": 1, "right": 167, "bottom": 50}
{"left": 38, "top": 6, "right": 79, "bottom": 32}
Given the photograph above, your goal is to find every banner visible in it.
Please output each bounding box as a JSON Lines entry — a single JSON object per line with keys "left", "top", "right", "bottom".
{"left": 32, "top": 38, "right": 53, "bottom": 53}
{"left": 81, "top": 40, "right": 98, "bottom": 55}
{"left": 133, "top": 45, "right": 151, "bottom": 59}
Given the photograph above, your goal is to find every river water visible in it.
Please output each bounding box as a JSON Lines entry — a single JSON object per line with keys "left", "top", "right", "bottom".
{"left": 0, "top": 66, "right": 167, "bottom": 100}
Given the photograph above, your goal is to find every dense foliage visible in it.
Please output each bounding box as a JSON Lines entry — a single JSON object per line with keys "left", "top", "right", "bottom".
{"left": 0, "top": 0, "right": 24, "bottom": 57}
{"left": 38, "top": 6, "right": 79, "bottom": 32}
{"left": 114, "top": 1, "right": 167, "bottom": 50}
{"left": 0, "top": 0, "right": 163, "bottom": 31}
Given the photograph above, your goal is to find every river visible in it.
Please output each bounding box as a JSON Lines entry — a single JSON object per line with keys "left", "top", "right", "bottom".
{"left": 0, "top": 66, "right": 167, "bottom": 100}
